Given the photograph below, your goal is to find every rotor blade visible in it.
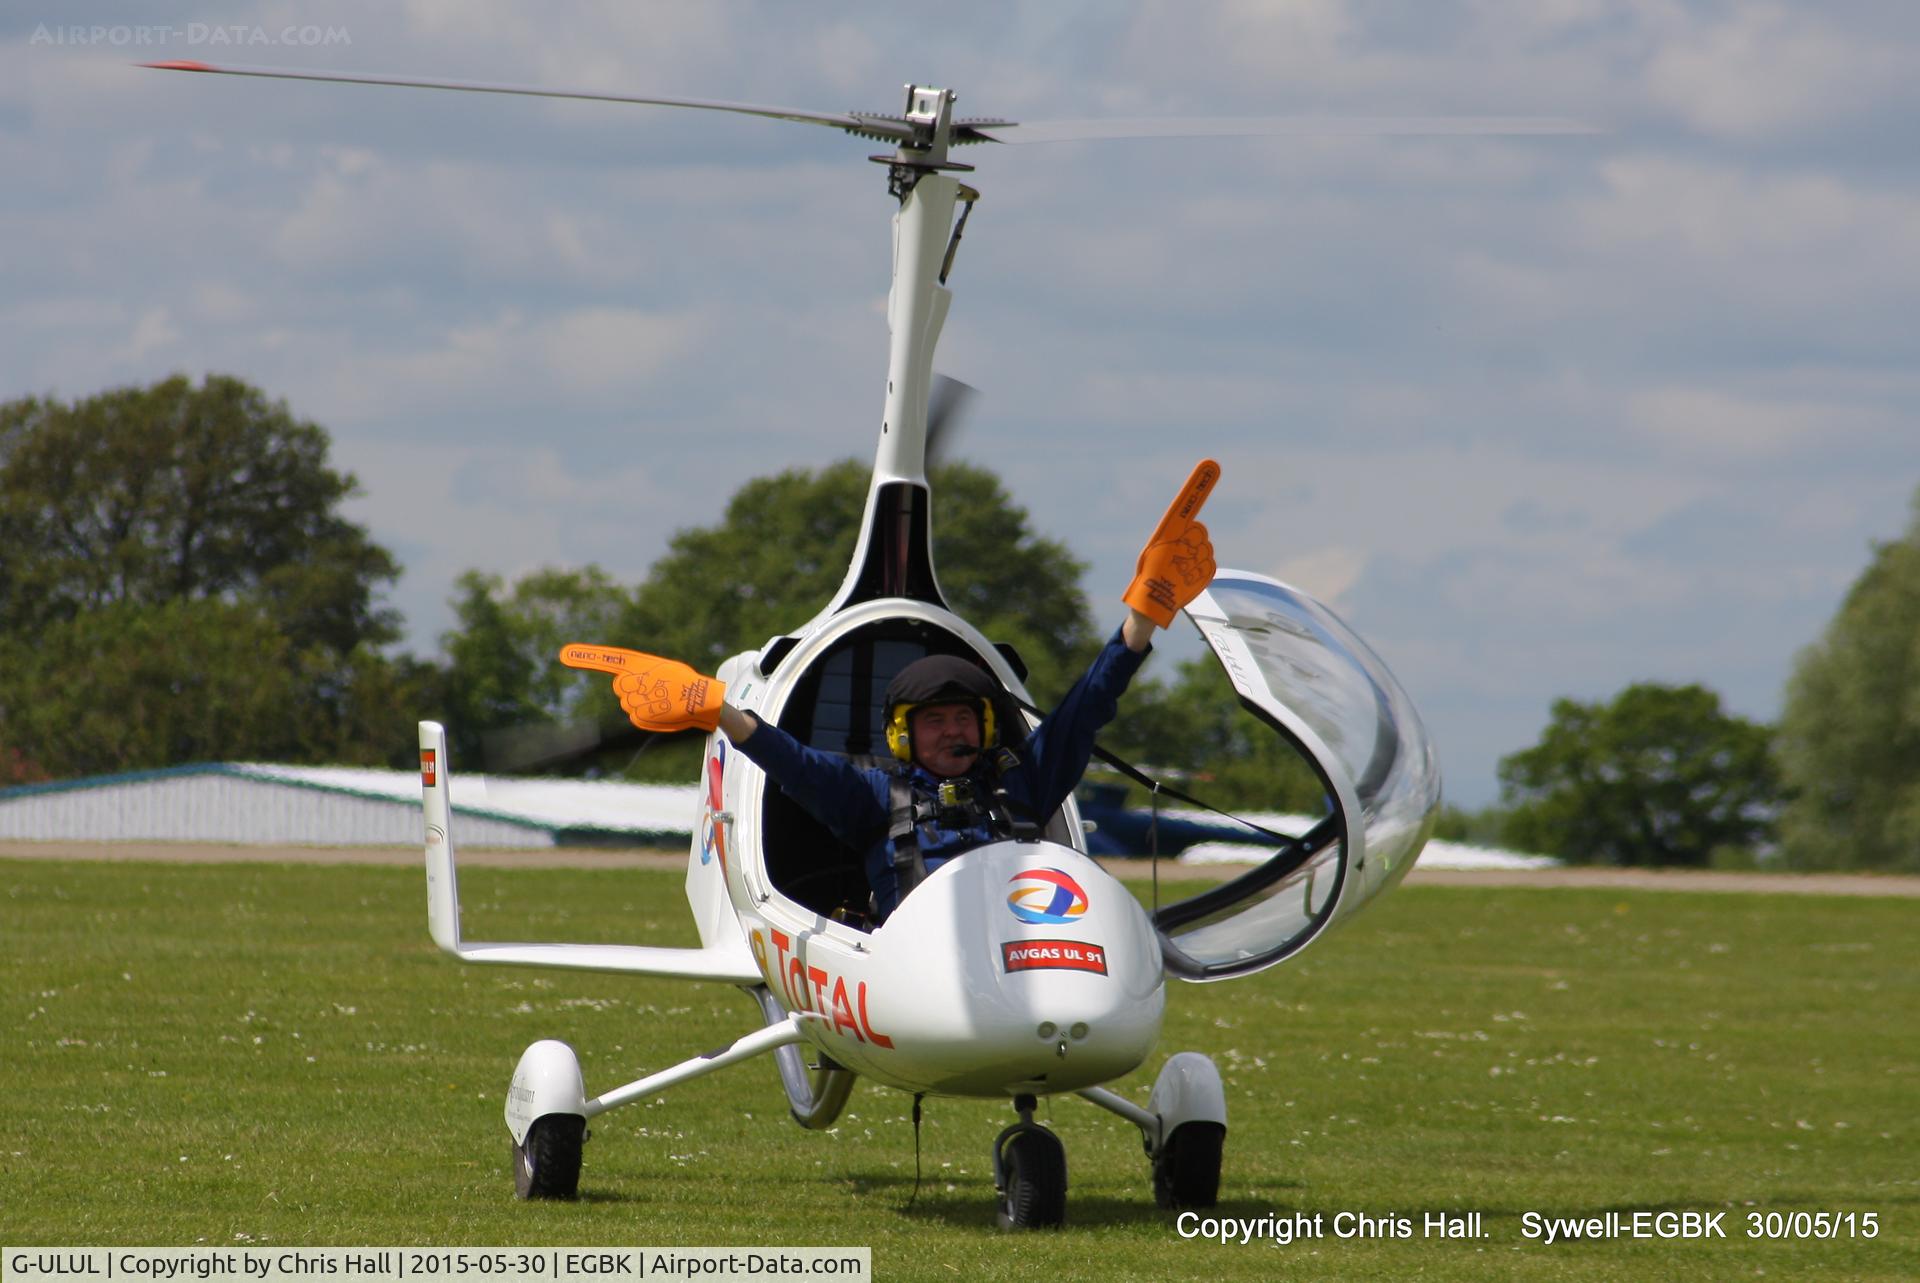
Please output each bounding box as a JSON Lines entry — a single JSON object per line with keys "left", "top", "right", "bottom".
{"left": 988, "top": 115, "right": 1604, "bottom": 144}
{"left": 141, "top": 63, "right": 1598, "bottom": 148}
{"left": 926, "top": 374, "right": 978, "bottom": 471}
{"left": 139, "top": 60, "right": 925, "bottom": 143}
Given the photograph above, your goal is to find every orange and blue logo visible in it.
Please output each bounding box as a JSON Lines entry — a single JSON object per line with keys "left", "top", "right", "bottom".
{"left": 700, "top": 742, "right": 727, "bottom": 869}
{"left": 1007, "top": 867, "right": 1089, "bottom": 925}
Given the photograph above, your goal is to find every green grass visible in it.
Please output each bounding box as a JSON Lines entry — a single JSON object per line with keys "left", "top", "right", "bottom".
{"left": 2, "top": 859, "right": 1915, "bottom": 1282}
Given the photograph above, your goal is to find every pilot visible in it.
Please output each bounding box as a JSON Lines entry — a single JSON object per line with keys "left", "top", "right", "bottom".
{"left": 562, "top": 461, "right": 1218, "bottom": 922}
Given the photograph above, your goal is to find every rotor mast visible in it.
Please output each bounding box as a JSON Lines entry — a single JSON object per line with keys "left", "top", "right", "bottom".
{"left": 871, "top": 85, "right": 973, "bottom": 489}
{"left": 815, "top": 86, "right": 982, "bottom": 616}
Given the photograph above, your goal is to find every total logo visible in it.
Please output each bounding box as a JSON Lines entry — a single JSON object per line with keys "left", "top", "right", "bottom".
{"left": 1006, "top": 867, "right": 1090, "bottom": 926}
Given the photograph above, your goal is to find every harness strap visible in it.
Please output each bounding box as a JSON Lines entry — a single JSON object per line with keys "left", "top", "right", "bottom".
{"left": 887, "top": 773, "right": 928, "bottom": 898}
{"left": 984, "top": 747, "right": 1041, "bottom": 838}
{"left": 886, "top": 750, "right": 1035, "bottom": 900}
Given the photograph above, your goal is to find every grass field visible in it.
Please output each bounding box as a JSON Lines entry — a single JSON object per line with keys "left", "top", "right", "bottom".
{"left": 2, "top": 858, "right": 1915, "bottom": 1281}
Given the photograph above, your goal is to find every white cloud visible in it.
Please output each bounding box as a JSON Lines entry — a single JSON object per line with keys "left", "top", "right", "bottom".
{"left": 1246, "top": 443, "right": 1704, "bottom": 565}
{"left": 313, "top": 302, "right": 708, "bottom": 423}
{"left": 125, "top": 307, "right": 181, "bottom": 360}
{"left": 190, "top": 282, "right": 258, "bottom": 325}
{"left": 1271, "top": 545, "right": 1368, "bottom": 609}
{"left": 1569, "top": 155, "right": 1909, "bottom": 263}
{"left": 1542, "top": 154, "right": 1920, "bottom": 347}
{"left": 534, "top": 306, "right": 702, "bottom": 392}
{"left": 338, "top": 435, "right": 703, "bottom": 649}
{"left": 1643, "top": 5, "right": 1917, "bottom": 139}
{"left": 1627, "top": 385, "right": 1903, "bottom": 460}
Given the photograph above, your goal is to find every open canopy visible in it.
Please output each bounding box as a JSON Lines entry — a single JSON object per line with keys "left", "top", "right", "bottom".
{"left": 1154, "top": 571, "right": 1441, "bottom": 980}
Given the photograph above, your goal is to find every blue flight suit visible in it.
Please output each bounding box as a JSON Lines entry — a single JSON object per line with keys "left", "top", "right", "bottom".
{"left": 735, "top": 628, "right": 1150, "bottom": 919}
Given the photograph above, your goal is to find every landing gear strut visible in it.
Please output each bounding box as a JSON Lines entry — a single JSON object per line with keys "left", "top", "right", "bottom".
{"left": 992, "top": 1093, "right": 1066, "bottom": 1229}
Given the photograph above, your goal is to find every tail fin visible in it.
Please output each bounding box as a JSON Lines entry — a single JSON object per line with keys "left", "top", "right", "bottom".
{"left": 419, "top": 721, "right": 462, "bottom": 952}
{"left": 414, "top": 721, "right": 761, "bottom": 984}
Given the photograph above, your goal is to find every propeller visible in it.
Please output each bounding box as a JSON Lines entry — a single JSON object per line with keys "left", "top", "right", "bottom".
{"left": 478, "top": 717, "right": 617, "bottom": 775}
{"left": 140, "top": 61, "right": 1601, "bottom": 142}
{"left": 478, "top": 714, "right": 695, "bottom": 777}
{"left": 925, "top": 373, "right": 977, "bottom": 471}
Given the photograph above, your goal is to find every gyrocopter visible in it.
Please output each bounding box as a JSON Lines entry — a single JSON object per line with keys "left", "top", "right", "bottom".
{"left": 146, "top": 61, "right": 1448, "bottom": 1228}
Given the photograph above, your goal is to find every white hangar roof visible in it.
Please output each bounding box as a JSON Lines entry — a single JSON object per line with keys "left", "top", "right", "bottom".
{"left": 0, "top": 765, "right": 1548, "bottom": 869}
{"left": 0, "top": 762, "right": 702, "bottom": 848}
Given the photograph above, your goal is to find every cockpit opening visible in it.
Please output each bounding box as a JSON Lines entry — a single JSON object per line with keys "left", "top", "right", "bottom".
{"left": 757, "top": 619, "right": 1075, "bottom": 927}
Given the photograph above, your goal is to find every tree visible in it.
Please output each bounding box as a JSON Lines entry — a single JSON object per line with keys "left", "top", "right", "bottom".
{"left": 0, "top": 373, "right": 398, "bottom": 651}
{"left": 432, "top": 566, "right": 631, "bottom": 766}
{"left": 1098, "top": 656, "right": 1327, "bottom": 814}
{"left": 1497, "top": 683, "right": 1780, "bottom": 867}
{"left": 1776, "top": 491, "right": 1920, "bottom": 871}
{"left": 0, "top": 598, "right": 302, "bottom": 776}
{"left": 0, "top": 375, "right": 417, "bottom": 776}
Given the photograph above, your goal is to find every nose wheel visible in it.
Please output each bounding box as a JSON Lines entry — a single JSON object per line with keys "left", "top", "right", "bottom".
{"left": 514, "top": 1113, "right": 586, "bottom": 1200}
{"left": 992, "top": 1094, "right": 1066, "bottom": 1229}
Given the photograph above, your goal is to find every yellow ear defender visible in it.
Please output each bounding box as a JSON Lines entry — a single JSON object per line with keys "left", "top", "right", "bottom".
{"left": 885, "top": 698, "right": 995, "bottom": 763}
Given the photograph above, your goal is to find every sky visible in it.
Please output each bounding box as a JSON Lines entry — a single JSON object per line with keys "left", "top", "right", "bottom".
{"left": 5, "top": 2, "right": 1918, "bottom": 806}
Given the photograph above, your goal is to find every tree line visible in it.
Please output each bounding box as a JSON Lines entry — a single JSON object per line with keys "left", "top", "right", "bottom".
{"left": 2, "top": 375, "right": 1913, "bottom": 871}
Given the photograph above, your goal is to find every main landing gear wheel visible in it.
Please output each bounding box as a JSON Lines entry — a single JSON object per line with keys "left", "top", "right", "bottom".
{"left": 514, "top": 1114, "right": 586, "bottom": 1200}
{"left": 1153, "top": 1121, "right": 1224, "bottom": 1209}
{"left": 993, "top": 1095, "right": 1066, "bottom": 1230}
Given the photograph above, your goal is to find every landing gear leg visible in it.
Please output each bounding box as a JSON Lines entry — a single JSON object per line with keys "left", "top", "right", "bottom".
{"left": 1078, "top": 1052, "right": 1227, "bottom": 1208}
{"left": 991, "top": 1093, "right": 1066, "bottom": 1229}
{"left": 1144, "top": 1053, "right": 1227, "bottom": 1208}
{"left": 503, "top": 1018, "right": 815, "bottom": 1201}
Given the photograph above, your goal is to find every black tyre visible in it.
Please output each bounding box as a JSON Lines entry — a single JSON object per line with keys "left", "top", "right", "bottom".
{"left": 1153, "top": 1121, "right": 1224, "bottom": 1208}
{"left": 996, "top": 1127, "right": 1067, "bottom": 1230}
{"left": 514, "top": 1114, "right": 586, "bottom": 1200}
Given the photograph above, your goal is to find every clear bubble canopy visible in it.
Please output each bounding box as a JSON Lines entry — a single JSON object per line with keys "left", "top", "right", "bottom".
{"left": 1154, "top": 571, "right": 1442, "bottom": 981}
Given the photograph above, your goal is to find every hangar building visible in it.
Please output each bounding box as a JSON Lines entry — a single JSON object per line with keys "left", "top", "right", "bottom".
{"left": 0, "top": 763, "right": 699, "bottom": 848}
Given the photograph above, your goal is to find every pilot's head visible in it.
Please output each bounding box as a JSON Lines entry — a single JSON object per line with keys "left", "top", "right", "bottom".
{"left": 884, "top": 655, "right": 1000, "bottom": 779}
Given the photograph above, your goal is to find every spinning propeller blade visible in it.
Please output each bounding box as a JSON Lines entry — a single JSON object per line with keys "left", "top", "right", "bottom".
{"left": 925, "top": 374, "right": 978, "bottom": 471}
{"left": 478, "top": 716, "right": 689, "bottom": 776}
{"left": 478, "top": 718, "right": 613, "bottom": 775}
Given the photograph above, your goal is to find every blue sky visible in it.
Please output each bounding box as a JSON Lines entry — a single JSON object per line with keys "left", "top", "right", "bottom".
{"left": 5, "top": 2, "right": 1917, "bottom": 805}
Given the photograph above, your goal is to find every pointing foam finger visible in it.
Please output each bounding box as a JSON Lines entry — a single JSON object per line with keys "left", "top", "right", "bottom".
{"left": 1148, "top": 459, "right": 1221, "bottom": 544}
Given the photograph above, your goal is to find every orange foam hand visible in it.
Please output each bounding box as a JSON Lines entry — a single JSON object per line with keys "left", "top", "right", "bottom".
{"left": 1122, "top": 459, "right": 1221, "bottom": 628}
{"left": 557, "top": 644, "right": 728, "bottom": 733}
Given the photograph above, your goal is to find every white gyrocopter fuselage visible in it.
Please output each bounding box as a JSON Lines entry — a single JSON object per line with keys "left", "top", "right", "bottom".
{"left": 143, "top": 61, "right": 1443, "bottom": 1224}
